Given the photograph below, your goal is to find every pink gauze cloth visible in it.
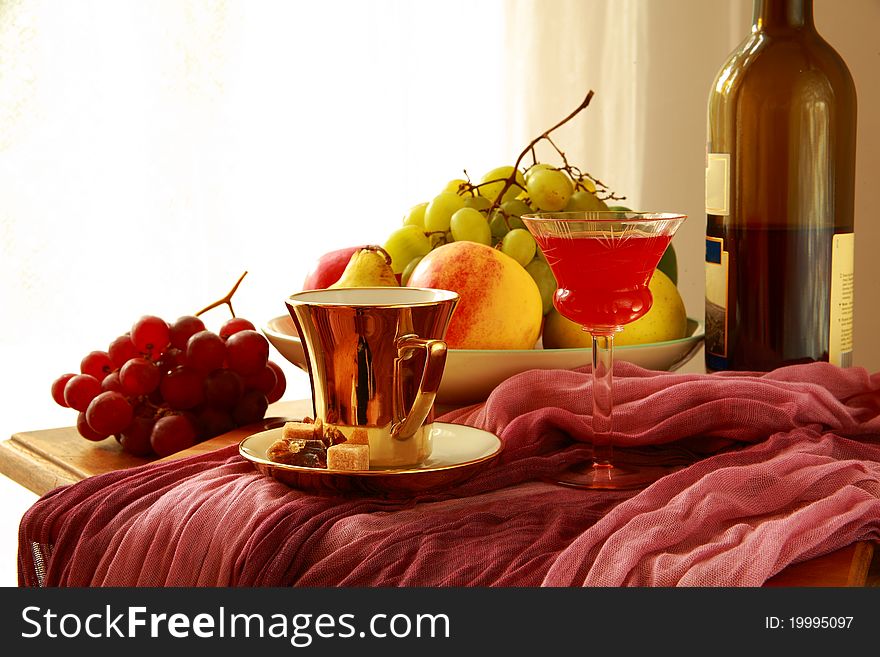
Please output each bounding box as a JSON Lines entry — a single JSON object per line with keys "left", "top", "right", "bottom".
{"left": 18, "top": 361, "right": 880, "bottom": 587}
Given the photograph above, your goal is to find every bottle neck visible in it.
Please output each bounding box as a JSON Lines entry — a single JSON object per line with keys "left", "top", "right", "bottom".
{"left": 753, "top": 0, "right": 814, "bottom": 31}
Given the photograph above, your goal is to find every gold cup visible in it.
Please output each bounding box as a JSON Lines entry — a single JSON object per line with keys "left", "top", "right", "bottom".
{"left": 286, "top": 287, "right": 459, "bottom": 468}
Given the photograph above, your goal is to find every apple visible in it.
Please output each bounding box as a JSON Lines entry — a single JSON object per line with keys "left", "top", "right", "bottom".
{"left": 406, "top": 241, "right": 543, "bottom": 350}
{"left": 302, "top": 245, "right": 365, "bottom": 290}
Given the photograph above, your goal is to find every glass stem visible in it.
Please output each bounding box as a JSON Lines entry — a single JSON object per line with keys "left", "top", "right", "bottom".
{"left": 591, "top": 332, "right": 614, "bottom": 468}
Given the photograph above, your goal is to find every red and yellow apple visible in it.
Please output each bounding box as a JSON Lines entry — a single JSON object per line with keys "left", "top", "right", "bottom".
{"left": 302, "top": 245, "right": 366, "bottom": 290}
{"left": 406, "top": 241, "right": 543, "bottom": 350}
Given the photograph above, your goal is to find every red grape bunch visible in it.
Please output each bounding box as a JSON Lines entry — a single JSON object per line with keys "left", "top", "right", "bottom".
{"left": 51, "top": 314, "right": 286, "bottom": 458}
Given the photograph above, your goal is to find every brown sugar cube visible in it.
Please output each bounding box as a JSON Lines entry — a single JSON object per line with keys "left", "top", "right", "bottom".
{"left": 347, "top": 428, "right": 369, "bottom": 445}
{"left": 282, "top": 421, "right": 316, "bottom": 441}
{"left": 327, "top": 443, "right": 370, "bottom": 471}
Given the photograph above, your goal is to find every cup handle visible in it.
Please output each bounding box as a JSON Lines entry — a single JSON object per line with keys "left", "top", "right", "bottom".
{"left": 391, "top": 334, "right": 447, "bottom": 439}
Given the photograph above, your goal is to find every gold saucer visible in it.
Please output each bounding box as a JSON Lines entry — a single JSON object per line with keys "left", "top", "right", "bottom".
{"left": 239, "top": 423, "right": 502, "bottom": 497}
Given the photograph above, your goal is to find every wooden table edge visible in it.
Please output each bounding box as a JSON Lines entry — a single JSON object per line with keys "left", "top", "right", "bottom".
{"left": 764, "top": 540, "right": 877, "bottom": 587}
{"left": 0, "top": 434, "right": 81, "bottom": 495}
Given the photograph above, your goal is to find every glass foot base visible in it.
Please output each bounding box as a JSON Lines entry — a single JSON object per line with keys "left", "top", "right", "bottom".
{"left": 551, "top": 461, "right": 681, "bottom": 491}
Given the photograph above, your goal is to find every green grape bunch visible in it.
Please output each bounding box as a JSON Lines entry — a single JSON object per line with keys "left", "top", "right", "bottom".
{"left": 383, "top": 91, "right": 627, "bottom": 316}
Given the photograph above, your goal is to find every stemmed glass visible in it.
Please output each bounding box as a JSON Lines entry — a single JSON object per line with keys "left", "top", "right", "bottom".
{"left": 522, "top": 211, "right": 686, "bottom": 490}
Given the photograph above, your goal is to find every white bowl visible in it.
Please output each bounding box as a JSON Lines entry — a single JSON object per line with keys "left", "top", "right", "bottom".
{"left": 263, "top": 315, "right": 704, "bottom": 406}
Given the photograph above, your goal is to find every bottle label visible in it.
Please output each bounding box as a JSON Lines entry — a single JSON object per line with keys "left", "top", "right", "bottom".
{"left": 705, "top": 236, "right": 728, "bottom": 370}
{"left": 829, "top": 232, "right": 854, "bottom": 367}
{"left": 705, "top": 153, "right": 730, "bottom": 216}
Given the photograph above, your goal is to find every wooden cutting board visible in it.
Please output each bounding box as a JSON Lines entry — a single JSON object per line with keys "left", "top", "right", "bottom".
{"left": 0, "top": 400, "right": 311, "bottom": 493}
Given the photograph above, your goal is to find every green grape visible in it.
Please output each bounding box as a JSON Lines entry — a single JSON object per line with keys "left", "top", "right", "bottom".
{"left": 606, "top": 204, "right": 632, "bottom": 212}
{"left": 501, "top": 228, "right": 537, "bottom": 267}
{"left": 574, "top": 176, "right": 597, "bottom": 193}
{"left": 500, "top": 199, "right": 534, "bottom": 218}
{"left": 526, "top": 168, "right": 572, "bottom": 212}
{"left": 401, "top": 255, "right": 424, "bottom": 286}
{"left": 450, "top": 208, "right": 492, "bottom": 245}
{"left": 525, "top": 258, "right": 557, "bottom": 315}
{"left": 403, "top": 202, "right": 428, "bottom": 228}
{"left": 477, "top": 165, "right": 526, "bottom": 204}
{"left": 463, "top": 195, "right": 492, "bottom": 211}
{"left": 489, "top": 208, "right": 527, "bottom": 241}
{"left": 424, "top": 191, "right": 466, "bottom": 232}
{"left": 443, "top": 178, "right": 468, "bottom": 194}
{"left": 524, "top": 162, "right": 554, "bottom": 183}
{"left": 489, "top": 211, "right": 511, "bottom": 241}
{"left": 384, "top": 225, "right": 432, "bottom": 274}
{"left": 565, "top": 190, "right": 610, "bottom": 212}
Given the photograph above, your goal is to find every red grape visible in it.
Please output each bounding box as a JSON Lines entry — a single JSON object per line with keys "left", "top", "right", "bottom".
{"left": 232, "top": 390, "right": 268, "bottom": 426}
{"left": 108, "top": 334, "right": 138, "bottom": 368}
{"left": 85, "top": 391, "right": 134, "bottom": 435}
{"left": 76, "top": 411, "right": 108, "bottom": 441}
{"left": 120, "top": 357, "right": 161, "bottom": 396}
{"left": 225, "top": 330, "right": 269, "bottom": 377}
{"left": 204, "top": 369, "right": 243, "bottom": 407}
{"left": 169, "top": 315, "right": 206, "bottom": 350}
{"left": 64, "top": 374, "right": 102, "bottom": 412}
{"left": 101, "top": 370, "right": 124, "bottom": 393}
{"left": 80, "top": 350, "right": 114, "bottom": 382}
{"left": 119, "top": 415, "right": 156, "bottom": 456}
{"left": 155, "top": 347, "right": 187, "bottom": 374}
{"left": 219, "top": 317, "right": 256, "bottom": 340}
{"left": 160, "top": 366, "right": 204, "bottom": 409}
{"left": 243, "top": 365, "right": 277, "bottom": 395}
{"left": 51, "top": 373, "right": 77, "bottom": 407}
{"left": 55, "top": 312, "right": 275, "bottom": 458}
{"left": 151, "top": 414, "right": 197, "bottom": 457}
{"left": 131, "top": 315, "right": 170, "bottom": 358}
{"left": 186, "top": 330, "right": 226, "bottom": 372}
{"left": 198, "top": 406, "right": 234, "bottom": 439}
{"left": 147, "top": 388, "right": 164, "bottom": 406}
{"left": 266, "top": 361, "right": 286, "bottom": 404}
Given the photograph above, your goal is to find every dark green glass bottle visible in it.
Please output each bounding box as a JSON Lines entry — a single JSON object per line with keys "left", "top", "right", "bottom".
{"left": 705, "top": 0, "right": 856, "bottom": 371}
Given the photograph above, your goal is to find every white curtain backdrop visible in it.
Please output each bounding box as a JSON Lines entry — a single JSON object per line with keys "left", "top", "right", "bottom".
{"left": 1, "top": 0, "right": 877, "bottom": 440}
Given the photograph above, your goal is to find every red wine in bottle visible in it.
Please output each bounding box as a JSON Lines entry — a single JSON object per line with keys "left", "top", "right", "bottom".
{"left": 705, "top": 0, "right": 856, "bottom": 371}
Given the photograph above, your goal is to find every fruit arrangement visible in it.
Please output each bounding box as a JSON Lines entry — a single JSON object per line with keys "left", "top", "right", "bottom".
{"left": 301, "top": 92, "right": 687, "bottom": 350}
{"left": 384, "top": 97, "right": 624, "bottom": 323}
{"left": 51, "top": 273, "right": 286, "bottom": 457}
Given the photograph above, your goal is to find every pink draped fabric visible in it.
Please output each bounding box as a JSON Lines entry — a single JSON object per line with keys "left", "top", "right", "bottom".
{"left": 18, "top": 362, "right": 880, "bottom": 587}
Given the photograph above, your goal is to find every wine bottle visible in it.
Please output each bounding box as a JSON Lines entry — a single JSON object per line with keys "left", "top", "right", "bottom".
{"left": 705, "top": 0, "right": 856, "bottom": 371}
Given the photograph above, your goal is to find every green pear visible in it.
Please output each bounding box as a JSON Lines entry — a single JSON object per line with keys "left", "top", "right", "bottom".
{"left": 329, "top": 246, "right": 399, "bottom": 288}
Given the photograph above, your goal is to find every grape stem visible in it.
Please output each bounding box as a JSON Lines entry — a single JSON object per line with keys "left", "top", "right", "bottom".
{"left": 195, "top": 271, "right": 248, "bottom": 319}
{"left": 484, "top": 90, "right": 627, "bottom": 221}
{"left": 487, "top": 90, "right": 595, "bottom": 216}
{"left": 542, "top": 136, "right": 624, "bottom": 201}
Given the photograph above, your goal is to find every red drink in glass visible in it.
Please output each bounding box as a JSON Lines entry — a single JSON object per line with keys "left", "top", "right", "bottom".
{"left": 522, "top": 211, "right": 686, "bottom": 490}
{"left": 535, "top": 232, "right": 673, "bottom": 331}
